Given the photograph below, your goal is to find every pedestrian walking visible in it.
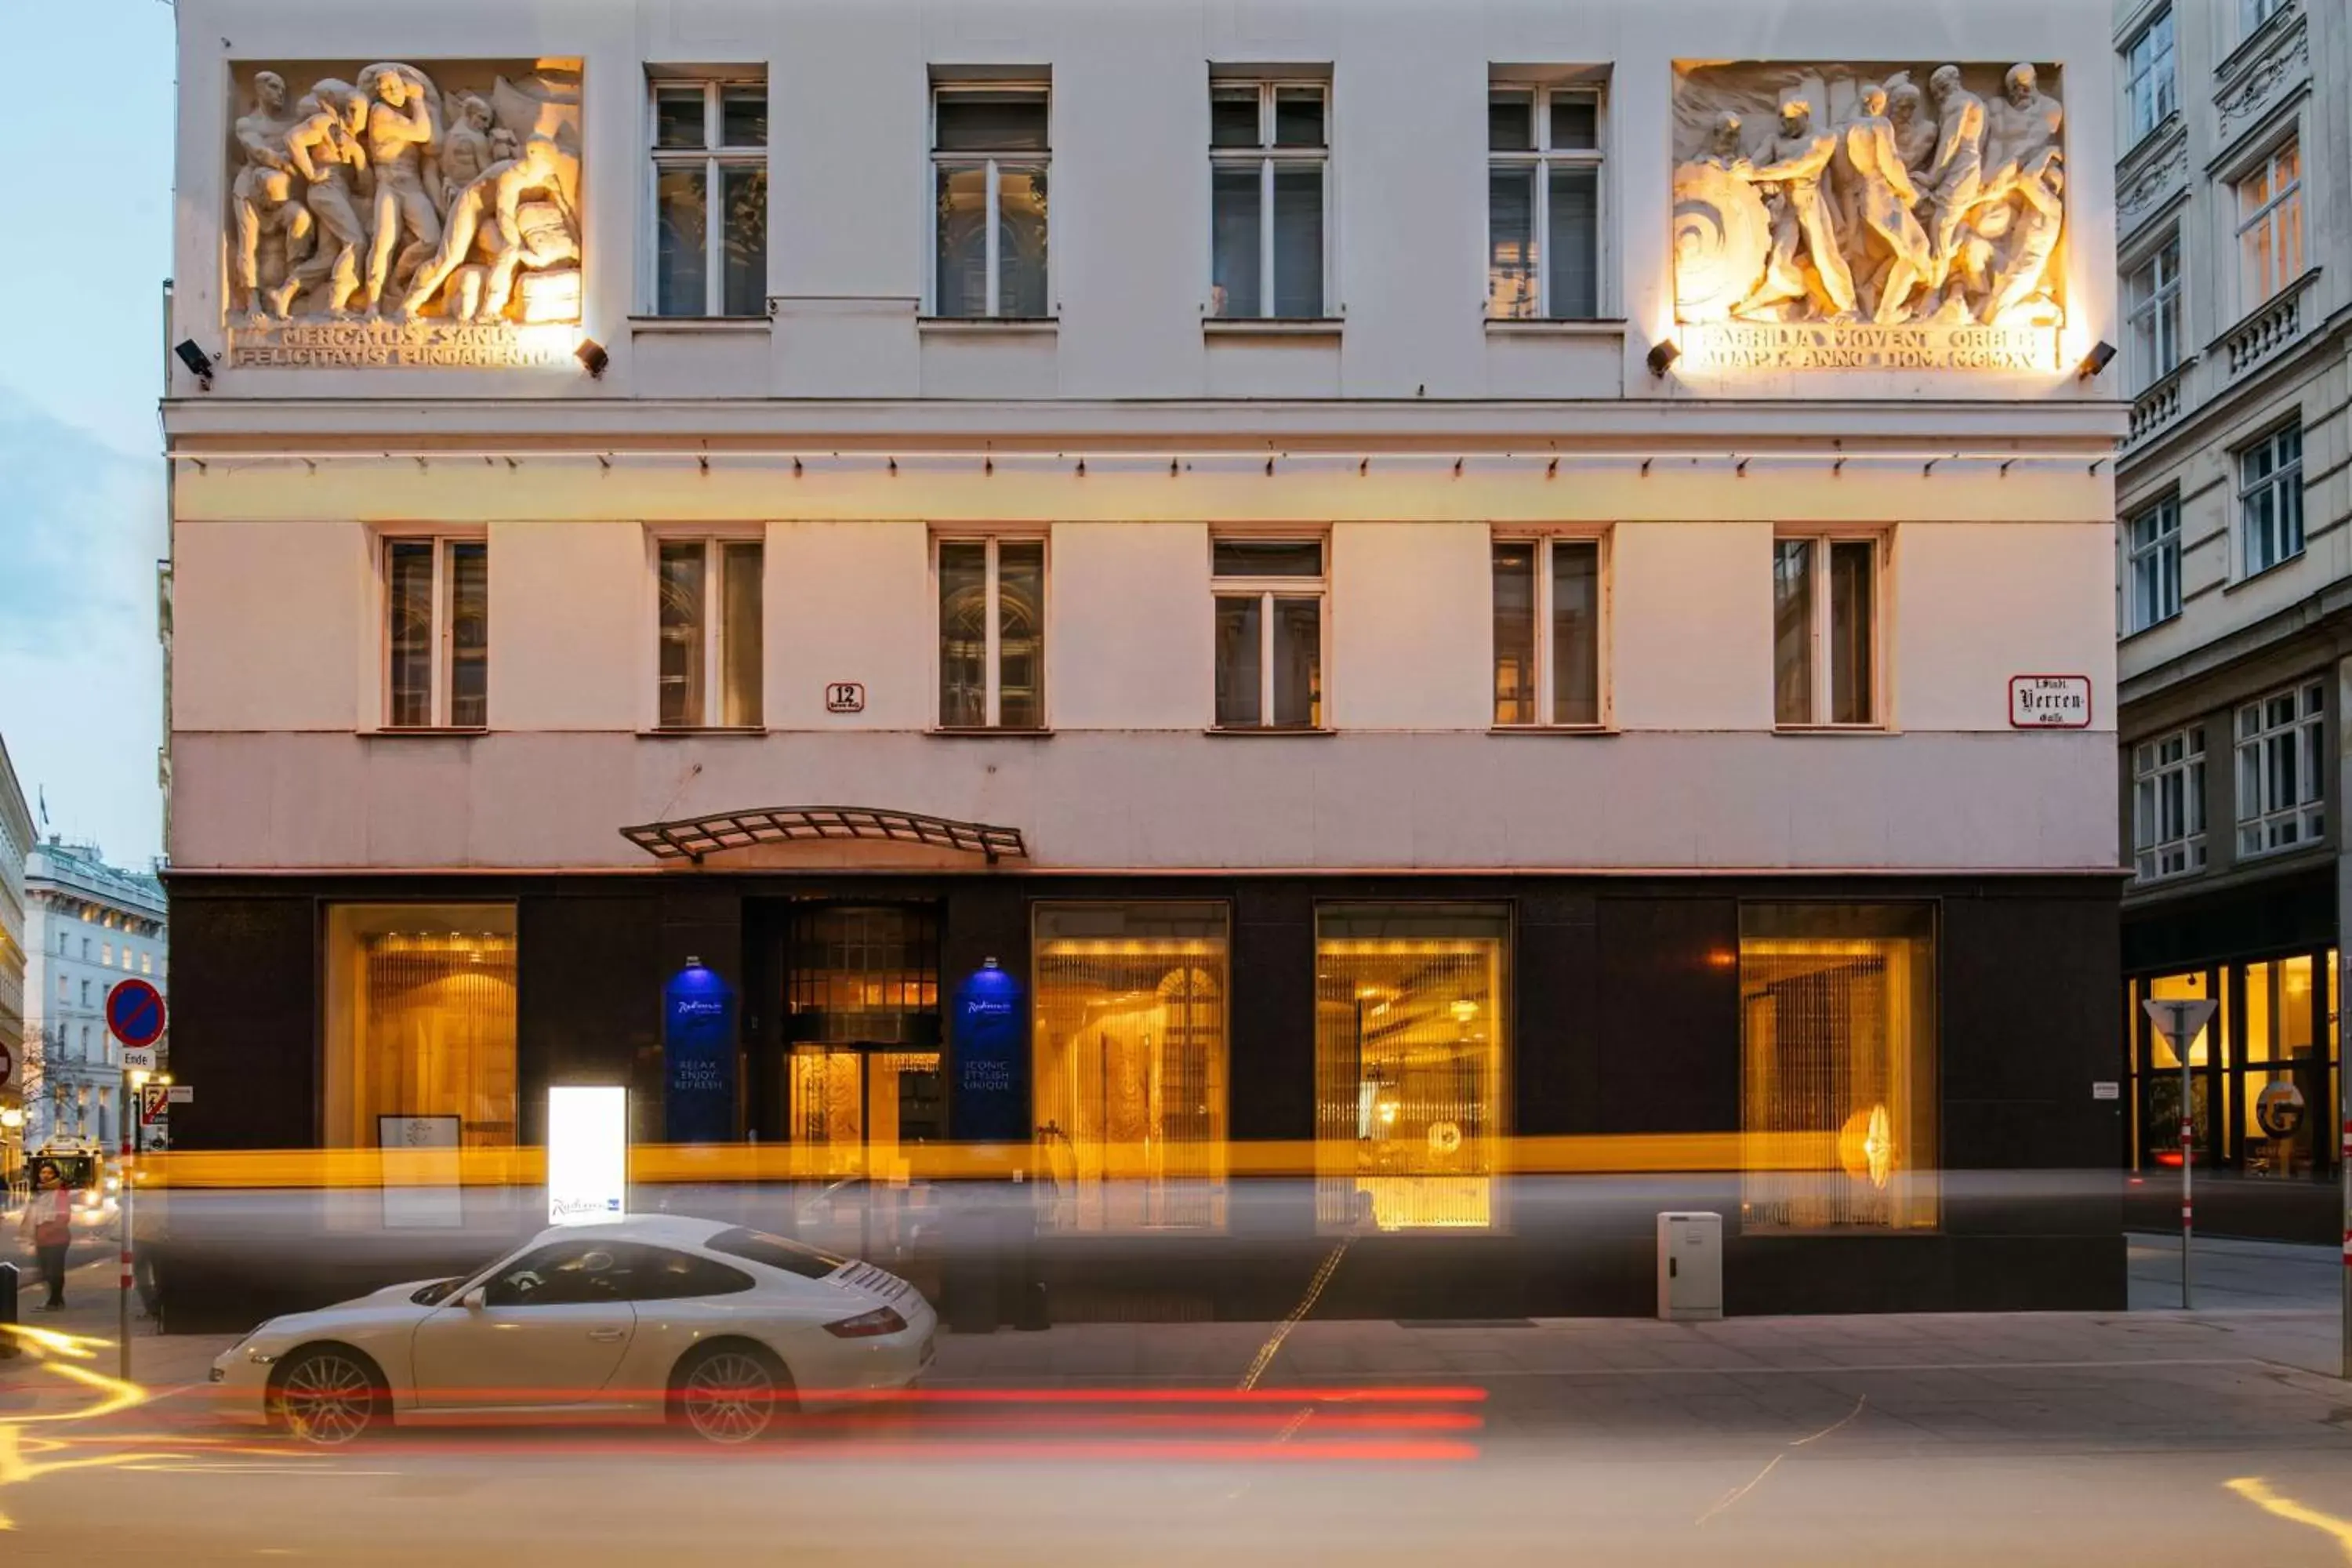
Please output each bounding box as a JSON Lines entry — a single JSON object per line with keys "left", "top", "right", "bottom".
{"left": 18, "top": 1162, "right": 72, "bottom": 1311}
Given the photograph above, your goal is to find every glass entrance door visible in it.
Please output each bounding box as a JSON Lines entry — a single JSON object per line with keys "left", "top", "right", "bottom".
{"left": 788, "top": 1046, "right": 945, "bottom": 1177}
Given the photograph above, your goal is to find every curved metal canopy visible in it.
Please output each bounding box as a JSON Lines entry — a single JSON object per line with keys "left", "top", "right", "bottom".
{"left": 620, "top": 805, "right": 1027, "bottom": 866}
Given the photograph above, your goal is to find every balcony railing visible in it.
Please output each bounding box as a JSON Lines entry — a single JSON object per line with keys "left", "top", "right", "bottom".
{"left": 2127, "top": 368, "right": 2186, "bottom": 448}
{"left": 2221, "top": 270, "right": 2318, "bottom": 380}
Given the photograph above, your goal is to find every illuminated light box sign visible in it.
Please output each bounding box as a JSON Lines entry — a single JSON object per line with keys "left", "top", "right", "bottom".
{"left": 546, "top": 1085, "right": 627, "bottom": 1227}
{"left": 1682, "top": 321, "right": 2060, "bottom": 374}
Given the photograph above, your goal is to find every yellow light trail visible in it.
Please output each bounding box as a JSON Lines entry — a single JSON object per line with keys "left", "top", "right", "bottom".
{"left": 2224, "top": 1478, "right": 2352, "bottom": 1563}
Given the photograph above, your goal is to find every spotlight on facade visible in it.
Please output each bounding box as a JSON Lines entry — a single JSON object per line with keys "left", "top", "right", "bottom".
{"left": 2076, "top": 339, "right": 2118, "bottom": 381}
{"left": 575, "top": 338, "right": 610, "bottom": 379}
{"left": 174, "top": 339, "right": 216, "bottom": 389}
{"left": 1646, "top": 339, "right": 1681, "bottom": 378}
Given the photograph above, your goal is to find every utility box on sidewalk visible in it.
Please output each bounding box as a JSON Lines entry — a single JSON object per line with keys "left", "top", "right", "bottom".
{"left": 1656, "top": 1212, "right": 1723, "bottom": 1322}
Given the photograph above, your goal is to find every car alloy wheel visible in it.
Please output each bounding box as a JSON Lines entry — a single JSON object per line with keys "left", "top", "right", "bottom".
{"left": 274, "top": 1348, "right": 382, "bottom": 1446}
{"left": 679, "top": 1348, "right": 783, "bottom": 1444}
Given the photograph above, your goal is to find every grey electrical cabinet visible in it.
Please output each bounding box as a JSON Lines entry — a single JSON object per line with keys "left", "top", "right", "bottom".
{"left": 1656, "top": 1211, "right": 1723, "bottom": 1321}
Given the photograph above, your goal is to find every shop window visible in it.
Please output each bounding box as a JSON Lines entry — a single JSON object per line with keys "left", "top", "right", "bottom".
{"left": 324, "top": 905, "right": 518, "bottom": 1149}
{"left": 937, "top": 537, "right": 1046, "bottom": 729}
{"left": 2241, "top": 956, "right": 2324, "bottom": 1180}
{"left": 1739, "top": 905, "right": 1936, "bottom": 1231}
{"left": 2136, "top": 969, "right": 2222, "bottom": 1171}
{"left": 1033, "top": 904, "right": 1230, "bottom": 1232}
{"left": 1313, "top": 906, "right": 1508, "bottom": 1232}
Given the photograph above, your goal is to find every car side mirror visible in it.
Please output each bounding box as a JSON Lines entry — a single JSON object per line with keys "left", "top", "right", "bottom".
{"left": 460, "top": 1287, "right": 487, "bottom": 1311}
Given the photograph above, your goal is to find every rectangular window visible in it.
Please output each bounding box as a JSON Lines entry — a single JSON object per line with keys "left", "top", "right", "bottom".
{"left": 2124, "top": 9, "right": 2176, "bottom": 143}
{"left": 2125, "top": 234, "right": 2180, "bottom": 394}
{"left": 1212, "top": 538, "right": 1324, "bottom": 728}
{"left": 2132, "top": 726, "right": 2207, "bottom": 881}
{"left": 1315, "top": 905, "right": 1508, "bottom": 1232}
{"left": 1209, "top": 78, "right": 1327, "bottom": 318}
{"left": 1773, "top": 535, "right": 1879, "bottom": 728}
{"left": 2235, "top": 679, "right": 2325, "bottom": 857}
{"left": 2238, "top": 423, "right": 2304, "bottom": 575}
{"left": 1033, "top": 903, "right": 1230, "bottom": 1232}
{"left": 101, "top": 944, "right": 112, "bottom": 968}
{"left": 1486, "top": 83, "right": 1604, "bottom": 320}
{"left": 323, "top": 905, "right": 518, "bottom": 1150}
{"left": 649, "top": 76, "right": 768, "bottom": 317}
{"left": 936, "top": 537, "right": 1046, "bottom": 729}
{"left": 1740, "top": 904, "right": 1937, "bottom": 1231}
{"left": 932, "top": 85, "right": 1051, "bottom": 318}
{"left": 385, "top": 538, "right": 487, "bottom": 730}
{"left": 2126, "top": 495, "right": 2182, "bottom": 631}
{"left": 2234, "top": 139, "right": 2303, "bottom": 313}
{"left": 1492, "top": 536, "right": 1603, "bottom": 726}
{"left": 2242, "top": 0, "right": 2287, "bottom": 35}
{"left": 655, "top": 538, "right": 764, "bottom": 728}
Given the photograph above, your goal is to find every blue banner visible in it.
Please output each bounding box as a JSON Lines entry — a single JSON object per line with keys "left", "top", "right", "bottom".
{"left": 662, "top": 961, "right": 736, "bottom": 1145}
{"left": 951, "top": 960, "right": 1025, "bottom": 1143}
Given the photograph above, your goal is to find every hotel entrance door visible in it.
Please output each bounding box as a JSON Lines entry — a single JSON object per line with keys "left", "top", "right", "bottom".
{"left": 787, "top": 1045, "right": 946, "bottom": 1177}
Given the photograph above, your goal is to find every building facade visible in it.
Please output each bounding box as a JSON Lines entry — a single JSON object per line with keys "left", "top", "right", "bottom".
{"left": 164, "top": 0, "right": 2127, "bottom": 1316}
{"left": 22, "top": 842, "right": 169, "bottom": 1151}
{"left": 0, "top": 738, "right": 30, "bottom": 1182}
{"left": 2111, "top": 0, "right": 2347, "bottom": 1237}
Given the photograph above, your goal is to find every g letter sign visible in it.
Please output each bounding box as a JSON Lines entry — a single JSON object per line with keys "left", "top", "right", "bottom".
{"left": 2009, "top": 675, "right": 2092, "bottom": 728}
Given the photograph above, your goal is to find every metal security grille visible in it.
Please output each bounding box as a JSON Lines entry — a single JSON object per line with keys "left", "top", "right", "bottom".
{"left": 788, "top": 906, "right": 941, "bottom": 1047}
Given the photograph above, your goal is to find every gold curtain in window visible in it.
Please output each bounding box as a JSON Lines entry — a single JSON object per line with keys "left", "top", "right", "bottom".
{"left": 356, "top": 932, "right": 518, "bottom": 1149}
{"left": 1740, "top": 906, "right": 1935, "bottom": 1231}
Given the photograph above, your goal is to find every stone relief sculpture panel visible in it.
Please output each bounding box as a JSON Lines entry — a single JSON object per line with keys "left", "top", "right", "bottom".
{"left": 1674, "top": 62, "right": 2064, "bottom": 371}
{"left": 225, "top": 60, "right": 583, "bottom": 368}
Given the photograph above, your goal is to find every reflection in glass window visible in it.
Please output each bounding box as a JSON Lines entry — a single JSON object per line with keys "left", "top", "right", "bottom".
{"left": 386, "top": 538, "right": 488, "bottom": 729}
{"left": 323, "top": 905, "right": 518, "bottom": 1149}
{"left": 932, "top": 89, "right": 1051, "bottom": 318}
{"left": 1486, "top": 84, "right": 1605, "bottom": 319}
{"left": 648, "top": 77, "right": 767, "bottom": 317}
{"left": 1739, "top": 905, "right": 1936, "bottom": 1231}
{"left": 937, "top": 538, "right": 1045, "bottom": 728}
{"left": 1314, "top": 906, "right": 1508, "bottom": 1232}
{"left": 1492, "top": 536, "right": 1603, "bottom": 726}
{"left": 1210, "top": 80, "right": 1327, "bottom": 318}
{"left": 656, "top": 538, "right": 763, "bottom": 728}
{"left": 1213, "top": 538, "right": 1323, "bottom": 728}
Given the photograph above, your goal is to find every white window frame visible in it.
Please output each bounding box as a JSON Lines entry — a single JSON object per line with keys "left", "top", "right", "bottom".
{"left": 646, "top": 75, "right": 768, "bottom": 318}
{"left": 2123, "top": 8, "right": 2176, "bottom": 144}
{"left": 381, "top": 535, "right": 488, "bottom": 731}
{"left": 2124, "top": 232, "right": 2180, "bottom": 394}
{"left": 2241, "top": 0, "right": 2288, "bottom": 39}
{"left": 933, "top": 534, "right": 1050, "bottom": 730}
{"left": 2237, "top": 422, "right": 2304, "bottom": 577}
{"left": 2235, "top": 678, "right": 2325, "bottom": 857}
{"left": 2132, "top": 725, "right": 2206, "bottom": 881}
{"left": 1773, "top": 532, "right": 1886, "bottom": 730}
{"left": 2233, "top": 136, "right": 2303, "bottom": 313}
{"left": 1491, "top": 532, "right": 1610, "bottom": 728}
{"left": 2125, "top": 495, "right": 2182, "bottom": 632}
{"left": 1211, "top": 537, "right": 1329, "bottom": 730}
{"left": 1486, "top": 83, "right": 1607, "bottom": 321}
{"left": 928, "top": 82, "right": 1054, "bottom": 320}
{"left": 651, "top": 532, "right": 764, "bottom": 730}
{"left": 1208, "top": 78, "right": 1331, "bottom": 320}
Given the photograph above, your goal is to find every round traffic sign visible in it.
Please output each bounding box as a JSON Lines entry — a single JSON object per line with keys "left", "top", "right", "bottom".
{"left": 107, "top": 978, "right": 167, "bottom": 1049}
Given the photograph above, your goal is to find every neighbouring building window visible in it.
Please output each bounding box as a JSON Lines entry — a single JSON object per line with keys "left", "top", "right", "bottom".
{"left": 650, "top": 74, "right": 768, "bottom": 317}
{"left": 322, "top": 905, "right": 518, "bottom": 1150}
{"left": 932, "top": 85, "right": 1051, "bottom": 318}
{"left": 1772, "top": 535, "right": 1880, "bottom": 727}
{"left": 101, "top": 944, "right": 112, "bottom": 968}
{"left": 2238, "top": 423, "right": 2304, "bottom": 575}
{"left": 80, "top": 980, "right": 90, "bottom": 1006}
{"left": 2126, "top": 495, "right": 2182, "bottom": 631}
{"left": 385, "top": 538, "right": 488, "bottom": 729}
{"left": 1210, "top": 77, "right": 1327, "bottom": 318}
{"left": 2241, "top": 955, "right": 2324, "bottom": 1179}
{"left": 1212, "top": 538, "right": 1324, "bottom": 729}
{"left": 655, "top": 538, "right": 764, "bottom": 728}
{"left": 2234, "top": 138, "right": 2303, "bottom": 313}
{"left": 140, "top": 953, "right": 152, "bottom": 975}
{"left": 1486, "top": 82, "right": 1603, "bottom": 319}
{"left": 2125, "top": 234, "right": 2180, "bottom": 394}
{"left": 1033, "top": 904, "right": 1230, "bottom": 1232}
{"left": 1740, "top": 904, "right": 1937, "bottom": 1231}
{"left": 1492, "top": 535, "right": 1602, "bottom": 726}
{"left": 2235, "top": 678, "right": 2325, "bottom": 857}
{"left": 2124, "top": 8, "right": 2176, "bottom": 143}
{"left": 936, "top": 538, "right": 1045, "bottom": 729}
{"left": 1314, "top": 905, "right": 1508, "bottom": 1232}
{"left": 2132, "top": 726, "right": 2207, "bottom": 881}
{"left": 2241, "top": 0, "right": 2288, "bottom": 36}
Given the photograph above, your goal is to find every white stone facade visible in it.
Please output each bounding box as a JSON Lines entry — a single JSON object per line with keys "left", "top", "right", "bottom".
{"left": 21, "top": 844, "right": 169, "bottom": 1150}
{"left": 0, "top": 738, "right": 30, "bottom": 1171}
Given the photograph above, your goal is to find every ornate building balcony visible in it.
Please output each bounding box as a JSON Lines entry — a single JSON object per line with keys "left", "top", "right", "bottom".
{"left": 2126, "top": 366, "right": 2187, "bottom": 449}
{"left": 2220, "top": 270, "right": 2319, "bottom": 382}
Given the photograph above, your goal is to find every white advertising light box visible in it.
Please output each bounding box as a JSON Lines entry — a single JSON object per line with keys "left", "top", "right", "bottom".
{"left": 546, "top": 1085, "right": 628, "bottom": 1227}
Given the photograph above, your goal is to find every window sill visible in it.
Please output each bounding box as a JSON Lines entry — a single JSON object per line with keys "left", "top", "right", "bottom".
{"left": 1773, "top": 724, "right": 1894, "bottom": 736}
{"left": 1203, "top": 318, "right": 1344, "bottom": 340}
{"left": 917, "top": 317, "right": 1059, "bottom": 336}
{"left": 927, "top": 727, "right": 1054, "bottom": 739}
{"left": 1206, "top": 725, "right": 1336, "bottom": 736}
{"left": 2119, "top": 609, "right": 2183, "bottom": 643}
{"left": 1488, "top": 724, "right": 1615, "bottom": 736}
{"left": 2223, "top": 550, "right": 2307, "bottom": 594}
{"left": 1483, "top": 317, "right": 1626, "bottom": 338}
{"left": 627, "top": 315, "right": 771, "bottom": 333}
{"left": 369, "top": 727, "right": 488, "bottom": 739}
{"left": 639, "top": 726, "right": 768, "bottom": 738}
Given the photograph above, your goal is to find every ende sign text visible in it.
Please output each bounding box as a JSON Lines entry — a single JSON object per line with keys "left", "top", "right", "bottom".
{"left": 1685, "top": 321, "right": 2060, "bottom": 374}
{"left": 227, "top": 321, "right": 573, "bottom": 370}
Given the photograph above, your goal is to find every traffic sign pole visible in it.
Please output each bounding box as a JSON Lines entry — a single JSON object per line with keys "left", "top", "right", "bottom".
{"left": 119, "top": 1067, "right": 133, "bottom": 1382}
{"left": 2143, "top": 997, "right": 2217, "bottom": 1313}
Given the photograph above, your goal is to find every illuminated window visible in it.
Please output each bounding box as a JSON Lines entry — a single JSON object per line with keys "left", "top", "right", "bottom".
{"left": 1740, "top": 905, "right": 1936, "bottom": 1231}
{"left": 2234, "top": 139, "right": 2302, "bottom": 314}
{"left": 384, "top": 538, "right": 488, "bottom": 729}
{"left": 2241, "top": 956, "right": 2321, "bottom": 1180}
{"left": 1493, "top": 535, "right": 1603, "bottom": 727}
{"left": 932, "top": 83, "right": 1051, "bottom": 319}
{"left": 2132, "top": 724, "right": 2205, "bottom": 882}
{"left": 1213, "top": 538, "right": 1324, "bottom": 729}
{"left": 1210, "top": 76, "right": 1327, "bottom": 318}
{"left": 2234, "top": 678, "right": 2324, "bottom": 856}
{"left": 1773, "top": 535, "right": 1881, "bottom": 728}
{"left": 1486, "top": 81, "right": 1604, "bottom": 320}
{"left": 1033, "top": 904, "right": 1230, "bottom": 1232}
{"left": 323, "top": 905, "right": 518, "bottom": 1149}
{"left": 937, "top": 537, "right": 1046, "bottom": 729}
{"left": 655, "top": 536, "right": 764, "bottom": 728}
{"left": 649, "top": 74, "right": 768, "bottom": 318}
{"left": 1314, "top": 906, "right": 1508, "bottom": 1232}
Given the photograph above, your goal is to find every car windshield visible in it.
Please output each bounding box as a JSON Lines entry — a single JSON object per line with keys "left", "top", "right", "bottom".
{"left": 409, "top": 1277, "right": 466, "bottom": 1306}
{"left": 706, "top": 1226, "right": 851, "bottom": 1280}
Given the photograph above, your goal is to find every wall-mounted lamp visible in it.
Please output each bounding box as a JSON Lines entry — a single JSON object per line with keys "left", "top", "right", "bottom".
{"left": 174, "top": 339, "right": 215, "bottom": 390}
{"left": 2076, "top": 339, "right": 2117, "bottom": 381}
{"left": 1646, "top": 339, "right": 1681, "bottom": 378}
{"left": 575, "top": 338, "right": 609, "bottom": 379}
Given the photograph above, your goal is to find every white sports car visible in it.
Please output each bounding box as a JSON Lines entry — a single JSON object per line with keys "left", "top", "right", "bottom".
{"left": 209, "top": 1214, "right": 936, "bottom": 1444}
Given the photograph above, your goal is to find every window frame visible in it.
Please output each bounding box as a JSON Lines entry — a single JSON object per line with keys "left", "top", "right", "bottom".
{"left": 2241, "top": 0, "right": 2288, "bottom": 40}
{"left": 2234, "top": 678, "right": 2326, "bottom": 858}
{"left": 2122, "top": 7, "right": 2176, "bottom": 144}
{"left": 381, "top": 535, "right": 488, "bottom": 732}
{"left": 1485, "top": 83, "right": 1608, "bottom": 321}
{"left": 2132, "top": 724, "right": 2207, "bottom": 882}
{"left": 2232, "top": 136, "right": 2303, "bottom": 314}
{"left": 1210, "top": 535, "right": 1329, "bottom": 731}
{"left": 928, "top": 82, "right": 1054, "bottom": 321}
{"left": 2125, "top": 494, "right": 2183, "bottom": 633}
{"left": 1207, "top": 77, "right": 1332, "bottom": 321}
{"left": 645, "top": 74, "right": 769, "bottom": 319}
{"left": 2123, "top": 230, "right": 2181, "bottom": 394}
{"left": 2236, "top": 421, "right": 2305, "bottom": 578}
{"left": 1490, "top": 531, "right": 1610, "bottom": 728}
{"left": 650, "top": 531, "right": 765, "bottom": 731}
{"left": 932, "top": 532, "right": 1050, "bottom": 731}
{"left": 1772, "top": 531, "right": 1886, "bottom": 731}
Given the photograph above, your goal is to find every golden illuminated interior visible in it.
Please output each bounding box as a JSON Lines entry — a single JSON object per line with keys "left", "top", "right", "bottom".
{"left": 1740, "top": 906, "right": 1935, "bottom": 1231}
{"left": 1314, "top": 909, "right": 1508, "bottom": 1232}
{"left": 789, "top": 1047, "right": 942, "bottom": 1178}
{"left": 324, "top": 905, "right": 518, "bottom": 1150}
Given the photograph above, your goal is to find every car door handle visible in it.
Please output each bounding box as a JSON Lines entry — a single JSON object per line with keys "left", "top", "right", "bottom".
{"left": 586, "top": 1328, "right": 626, "bottom": 1343}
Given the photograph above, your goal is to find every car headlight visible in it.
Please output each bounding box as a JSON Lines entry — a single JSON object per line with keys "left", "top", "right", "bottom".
{"left": 823, "top": 1306, "right": 908, "bottom": 1339}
